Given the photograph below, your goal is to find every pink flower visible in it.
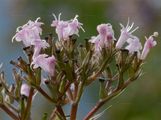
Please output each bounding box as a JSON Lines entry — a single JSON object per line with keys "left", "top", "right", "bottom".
{"left": 125, "top": 36, "right": 142, "bottom": 55}
{"left": 116, "top": 20, "right": 139, "bottom": 49}
{"left": 97, "top": 24, "right": 115, "bottom": 41}
{"left": 140, "top": 32, "right": 158, "bottom": 60}
{"left": 66, "top": 15, "right": 85, "bottom": 36}
{"left": 51, "top": 13, "right": 84, "bottom": 40}
{"left": 32, "top": 40, "right": 49, "bottom": 58}
{"left": 31, "top": 54, "right": 56, "bottom": 76}
{"left": 89, "top": 23, "right": 115, "bottom": 52}
{"left": 12, "top": 17, "right": 43, "bottom": 47}
{"left": 20, "top": 83, "right": 30, "bottom": 97}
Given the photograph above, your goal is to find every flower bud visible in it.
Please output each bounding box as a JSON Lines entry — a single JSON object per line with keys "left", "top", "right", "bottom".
{"left": 20, "top": 83, "right": 30, "bottom": 97}
{"left": 140, "top": 32, "right": 158, "bottom": 60}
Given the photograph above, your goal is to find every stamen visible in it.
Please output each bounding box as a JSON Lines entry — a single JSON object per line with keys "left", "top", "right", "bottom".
{"left": 130, "top": 26, "right": 139, "bottom": 34}
{"left": 12, "top": 35, "right": 16, "bottom": 42}
{"left": 16, "top": 26, "right": 22, "bottom": 32}
{"left": 120, "top": 23, "right": 124, "bottom": 28}
{"left": 80, "top": 26, "right": 85, "bottom": 32}
{"left": 74, "top": 15, "right": 79, "bottom": 20}
{"left": 126, "top": 17, "right": 130, "bottom": 28}
{"left": 58, "top": 13, "right": 62, "bottom": 21}
{"left": 128, "top": 22, "right": 134, "bottom": 31}
{"left": 35, "top": 17, "right": 41, "bottom": 22}
{"left": 52, "top": 14, "right": 57, "bottom": 20}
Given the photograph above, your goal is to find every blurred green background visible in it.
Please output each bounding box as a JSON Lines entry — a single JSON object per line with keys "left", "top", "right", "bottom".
{"left": 0, "top": 0, "right": 161, "bottom": 120}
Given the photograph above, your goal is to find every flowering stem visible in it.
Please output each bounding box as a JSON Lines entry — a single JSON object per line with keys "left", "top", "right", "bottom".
{"left": 70, "top": 81, "right": 84, "bottom": 120}
{"left": 83, "top": 100, "right": 106, "bottom": 120}
{"left": 0, "top": 104, "right": 19, "bottom": 120}
{"left": 22, "top": 87, "right": 34, "bottom": 120}
{"left": 83, "top": 72, "right": 140, "bottom": 120}
{"left": 83, "top": 89, "right": 123, "bottom": 120}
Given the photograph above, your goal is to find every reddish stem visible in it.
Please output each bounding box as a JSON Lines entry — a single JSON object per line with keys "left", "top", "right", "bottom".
{"left": 56, "top": 105, "right": 66, "bottom": 120}
{"left": 83, "top": 75, "right": 138, "bottom": 120}
{"left": 0, "top": 104, "right": 19, "bottom": 120}
{"left": 83, "top": 100, "right": 105, "bottom": 120}
{"left": 22, "top": 87, "right": 34, "bottom": 120}
{"left": 70, "top": 103, "right": 78, "bottom": 120}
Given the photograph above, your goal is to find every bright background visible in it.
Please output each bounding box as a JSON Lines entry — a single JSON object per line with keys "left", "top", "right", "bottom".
{"left": 0, "top": 0, "right": 161, "bottom": 120}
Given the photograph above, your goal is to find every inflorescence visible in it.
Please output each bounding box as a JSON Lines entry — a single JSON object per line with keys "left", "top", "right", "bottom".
{"left": 0, "top": 13, "right": 158, "bottom": 120}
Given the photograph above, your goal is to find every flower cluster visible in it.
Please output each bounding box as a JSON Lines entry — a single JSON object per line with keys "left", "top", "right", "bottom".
{"left": 51, "top": 13, "right": 84, "bottom": 41}
{"left": 0, "top": 14, "right": 158, "bottom": 120}
{"left": 89, "top": 24, "right": 115, "bottom": 52}
{"left": 90, "top": 19, "right": 157, "bottom": 60}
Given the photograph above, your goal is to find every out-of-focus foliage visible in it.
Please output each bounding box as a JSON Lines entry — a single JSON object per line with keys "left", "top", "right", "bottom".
{"left": 0, "top": 0, "right": 161, "bottom": 120}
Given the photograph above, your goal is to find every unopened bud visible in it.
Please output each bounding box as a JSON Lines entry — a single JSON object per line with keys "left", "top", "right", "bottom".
{"left": 20, "top": 84, "right": 30, "bottom": 97}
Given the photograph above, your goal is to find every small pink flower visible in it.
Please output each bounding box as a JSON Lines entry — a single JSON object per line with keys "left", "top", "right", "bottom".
{"left": 20, "top": 83, "right": 30, "bottom": 97}
{"left": 51, "top": 13, "right": 62, "bottom": 27}
{"left": 32, "top": 40, "right": 49, "bottom": 58}
{"left": 140, "top": 32, "right": 158, "bottom": 60}
{"left": 51, "top": 14, "right": 68, "bottom": 40}
{"left": 31, "top": 54, "right": 56, "bottom": 76}
{"left": 51, "top": 13, "right": 84, "bottom": 40}
{"left": 12, "top": 17, "right": 43, "bottom": 47}
{"left": 89, "top": 23, "right": 115, "bottom": 52}
{"left": 116, "top": 19, "right": 139, "bottom": 49}
{"left": 97, "top": 24, "right": 115, "bottom": 41}
{"left": 125, "top": 36, "right": 142, "bottom": 55}
{"left": 66, "top": 15, "right": 85, "bottom": 36}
